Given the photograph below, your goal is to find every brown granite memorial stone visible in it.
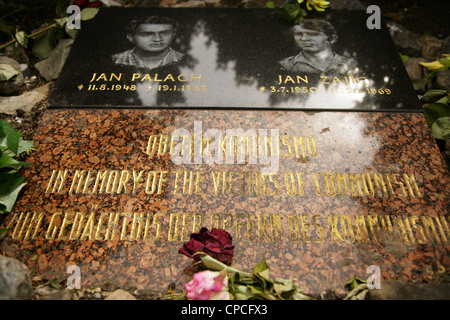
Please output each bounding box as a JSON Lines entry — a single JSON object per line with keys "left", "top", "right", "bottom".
{"left": 0, "top": 8, "right": 449, "bottom": 297}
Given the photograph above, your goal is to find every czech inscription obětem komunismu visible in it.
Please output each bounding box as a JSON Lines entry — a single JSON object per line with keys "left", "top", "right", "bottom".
{"left": 0, "top": 8, "right": 448, "bottom": 295}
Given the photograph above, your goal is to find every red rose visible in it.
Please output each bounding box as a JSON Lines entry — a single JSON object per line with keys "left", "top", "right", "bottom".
{"left": 179, "top": 228, "right": 234, "bottom": 265}
{"left": 73, "top": 0, "right": 103, "bottom": 8}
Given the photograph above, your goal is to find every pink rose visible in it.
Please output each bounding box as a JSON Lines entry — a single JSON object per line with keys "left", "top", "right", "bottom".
{"left": 184, "top": 271, "right": 230, "bottom": 300}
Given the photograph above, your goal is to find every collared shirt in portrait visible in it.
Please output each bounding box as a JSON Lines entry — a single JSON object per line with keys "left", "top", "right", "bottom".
{"left": 112, "top": 47, "right": 184, "bottom": 70}
{"left": 279, "top": 52, "right": 357, "bottom": 74}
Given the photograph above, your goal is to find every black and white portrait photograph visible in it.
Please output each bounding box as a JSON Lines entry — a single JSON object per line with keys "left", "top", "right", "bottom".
{"left": 50, "top": 8, "right": 421, "bottom": 111}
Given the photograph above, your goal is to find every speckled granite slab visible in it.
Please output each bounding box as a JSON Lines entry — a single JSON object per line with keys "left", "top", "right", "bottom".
{"left": 1, "top": 109, "right": 448, "bottom": 295}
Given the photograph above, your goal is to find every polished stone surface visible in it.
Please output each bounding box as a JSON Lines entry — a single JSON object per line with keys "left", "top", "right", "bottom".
{"left": 49, "top": 8, "right": 421, "bottom": 111}
{"left": 1, "top": 109, "right": 448, "bottom": 295}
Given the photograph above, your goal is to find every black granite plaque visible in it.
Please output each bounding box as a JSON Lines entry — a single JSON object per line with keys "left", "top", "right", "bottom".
{"left": 49, "top": 8, "right": 421, "bottom": 111}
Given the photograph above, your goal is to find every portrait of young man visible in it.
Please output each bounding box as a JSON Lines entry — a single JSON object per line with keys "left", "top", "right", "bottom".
{"left": 279, "top": 19, "right": 357, "bottom": 75}
{"left": 112, "top": 15, "right": 184, "bottom": 70}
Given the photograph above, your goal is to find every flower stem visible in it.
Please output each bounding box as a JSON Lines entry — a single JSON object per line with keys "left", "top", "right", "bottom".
{"left": 0, "top": 22, "right": 59, "bottom": 51}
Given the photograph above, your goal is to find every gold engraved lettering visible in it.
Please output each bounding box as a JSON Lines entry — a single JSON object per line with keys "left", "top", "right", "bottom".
{"left": 300, "top": 214, "right": 312, "bottom": 243}
{"left": 348, "top": 173, "right": 363, "bottom": 196}
{"left": 145, "top": 171, "right": 157, "bottom": 194}
{"left": 285, "top": 172, "right": 297, "bottom": 196}
{"left": 182, "top": 171, "right": 194, "bottom": 195}
{"left": 105, "top": 170, "right": 119, "bottom": 194}
{"left": 391, "top": 173, "right": 406, "bottom": 197}
{"left": 158, "top": 135, "right": 169, "bottom": 155}
{"left": 168, "top": 213, "right": 180, "bottom": 241}
{"left": 210, "top": 213, "right": 221, "bottom": 229}
{"left": 324, "top": 172, "right": 336, "bottom": 196}
{"left": 327, "top": 215, "right": 344, "bottom": 242}
{"left": 403, "top": 173, "right": 421, "bottom": 198}
{"left": 312, "top": 215, "right": 324, "bottom": 243}
{"left": 193, "top": 213, "right": 203, "bottom": 233}
{"left": 269, "top": 175, "right": 279, "bottom": 195}
{"left": 58, "top": 212, "right": 74, "bottom": 240}
{"left": 223, "top": 213, "right": 234, "bottom": 233}
{"left": 366, "top": 215, "right": 379, "bottom": 242}
{"left": 69, "top": 170, "right": 85, "bottom": 194}
{"left": 132, "top": 170, "right": 144, "bottom": 194}
{"left": 46, "top": 212, "right": 62, "bottom": 240}
{"left": 340, "top": 215, "right": 355, "bottom": 243}
{"left": 143, "top": 213, "right": 162, "bottom": 241}
{"left": 195, "top": 171, "right": 204, "bottom": 194}
{"left": 105, "top": 212, "right": 120, "bottom": 240}
{"left": 335, "top": 173, "right": 350, "bottom": 196}
{"left": 293, "top": 137, "right": 306, "bottom": 158}
{"left": 390, "top": 215, "right": 410, "bottom": 243}
{"left": 181, "top": 213, "right": 192, "bottom": 241}
{"left": 282, "top": 136, "right": 292, "bottom": 157}
{"left": 296, "top": 172, "right": 306, "bottom": 196}
{"left": 95, "top": 212, "right": 108, "bottom": 240}
{"left": 421, "top": 216, "right": 440, "bottom": 243}
{"left": 257, "top": 214, "right": 272, "bottom": 242}
{"left": 146, "top": 135, "right": 158, "bottom": 155}
{"left": 11, "top": 212, "right": 25, "bottom": 239}
{"left": 46, "top": 169, "right": 68, "bottom": 193}
{"left": 410, "top": 216, "right": 426, "bottom": 244}
{"left": 92, "top": 170, "right": 108, "bottom": 194}
{"left": 120, "top": 212, "right": 132, "bottom": 240}
{"left": 247, "top": 213, "right": 256, "bottom": 242}
{"left": 117, "top": 170, "right": 130, "bottom": 194}
{"left": 361, "top": 173, "right": 374, "bottom": 196}
{"left": 80, "top": 212, "right": 96, "bottom": 240}
{"left": 69, "top": 212, "right": 85, "bottom": 240}
{"left": 24, "top": 212, "right": 44, "bottom": 240}
{"left": 353, "top": 215, "right": 369, "bottom": 242}
{"left": 287, "top": 214, "right": 300, "bottom": 242}
{"left": 314, "top": 173, "right": 324, "bottom": 196}
{"left": 372, "top": 173, "right": 388, "bottom": 197}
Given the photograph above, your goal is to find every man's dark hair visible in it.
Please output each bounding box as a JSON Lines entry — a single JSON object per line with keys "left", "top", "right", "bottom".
{"left": 295, "top": 19, "right": 337, "bottom": 41}
{"left": 126, "top": 16, "right": 179, "bottom": 36}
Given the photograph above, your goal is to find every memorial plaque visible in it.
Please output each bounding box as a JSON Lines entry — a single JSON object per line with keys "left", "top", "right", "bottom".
{"left": 1, "top": 8, "right": 449, "bottom": 297}
{"left": 49, "top": 8, "right": 421, "bottom": 111}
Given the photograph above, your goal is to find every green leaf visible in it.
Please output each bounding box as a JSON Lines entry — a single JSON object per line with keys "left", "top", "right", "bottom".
{"left": 431, "top": 116, "right": 450, "bottom": 140}
{"left": 65, "top": 24, "right": 79, "bottom": 39}
{"left": 0, "top": 119, "right": 21, "bottom": 155}
{"left": 399, "top": 53, "right": 409, "bottom": 62}
{"left": 55, "top": 17, "right": 68, "bottom": 27}
{"left": 424, "top": 102, "right": 450, "bottom": 125}
{"left": 0, "top": 151, "right": 30, "bottom": 170}
{"left": 345, "top": 276, "right": 367, "bottom": 291}
{"left": 49, "top": 279, "right": 60, "bottom": 289}
{"left": 278, "top": 3, "right": 301, "bottom": 22}
{"left": 0, "top": 227, "right": 11, "bottom": 235}
{"left": 266, "top": 1, "right": 275, "bottom": 8}
{"left": 17, "top": 139, "right": 35, "bottom": 156}
{"left": 80, "top": 7, "right": 100, "bottom": 21}
{"left": 421, "top": 90, "right": 448, "bottom": 104}
{"left": 0, "top": 173, "right": 26, "bottom": 213}
{"left": 31, "top": 27, "right": 65, "bottom": 59}
{"left": 253, "top": 256, "right": 269, "bottom": 277}
{"left": 0, "top": 64, "right": 19, "bottom": 81}
{"left": 413, "top": 73, "right": 433, "bottom": 90}
{"left": 15, "top": 31, "right": 28, "bottom": 48}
